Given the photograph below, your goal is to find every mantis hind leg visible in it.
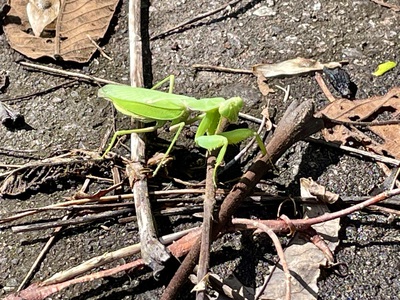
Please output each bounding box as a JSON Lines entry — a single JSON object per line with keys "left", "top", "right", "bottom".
{"left": 103, "top": 122, "right": 185, "bottom": 177}
{"left": 152, "top": 121, "right": 185, "bottom": 176}
{"left": 147, "top": 75, "right": 181, "bottom": 175}
{"left": 102, "top": 126, "right": 159, "bottom": 158}
{"left": 150, "top": 75, "right": 175, "bottom": 94}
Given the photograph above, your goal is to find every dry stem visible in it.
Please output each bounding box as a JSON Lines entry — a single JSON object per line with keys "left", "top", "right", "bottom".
{"left": 127, "top": 0, "right": 170, "bottom": 274}
{"left": 196, "top": 153, "right": 217, "bottom": 300}
{"left": 232, "top": 218, "right": 291, "bottom": 300}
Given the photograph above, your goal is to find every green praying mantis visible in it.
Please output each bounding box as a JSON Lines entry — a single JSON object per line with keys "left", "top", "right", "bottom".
{"left": 98, "top": 76, "right": 267, "bottom": 183}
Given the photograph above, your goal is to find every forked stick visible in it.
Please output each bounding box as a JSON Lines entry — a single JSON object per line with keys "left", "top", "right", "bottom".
{"left": 161, "top": 99, "right": 324, "bottom": 299}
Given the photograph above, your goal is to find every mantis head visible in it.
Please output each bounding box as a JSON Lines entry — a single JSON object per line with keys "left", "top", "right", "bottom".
{"left": 218, "top": 97, "right": 243, "bottom": 123}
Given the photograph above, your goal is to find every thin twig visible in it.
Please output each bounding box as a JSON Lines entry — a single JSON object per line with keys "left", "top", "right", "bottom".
{"left": 19, "top": 62, "right": 119, "bottom": 85}
{"left": 232, "top": 218, "right": 291, "bottom": 300}
{"left": 42, "top": 227, "right": 198, "bottom": 286}
{"left": 8, "top": 260, "right": 146, "bottom": 300}
{"left": 0, "top": 148, "right": 40, "bottom": 159}
{"left": 85, "top": 174, "right": 114, "bottom": 183}
{"left": 86, "top": 34, "right": 113, "bottom": 61}
{"left": 370, "top": 0, "right": 400, "bottom": 11}
{"left": 151, "top": 0, "right": 243, "bottom": 40}
{"left": 128, "top": 0, "right": 170, "bottom": 274}
{"left": 275, "top": 85, "right": 291, "bottom": 103}
{"left": 0, "top": 80, "right": 77, "bottom": 103}
{"left": 196, "top": 153, "right": 217, "bottom": 300}
{"left": 306, "top": 137, "right": 400, "bottom": 166}
{"left": 325, "top": 118, "right": 400, "bottom": 127}
{"left": 367, "top": 205, "right": 400, "bottom": 216}
{"left": 0, "top": 153, "right": 102, "bottom": 180}
{"left": 192, "top": 64, "right": 252, "bottom": 74}
{"left": 0, "top": 147, "right": 38, "bottom": 153}
{"left": 12, "top": 208, "right": 134, "bottom": 233}
{"left": 238, "top": 112, "right": 263, "bottom": 124}
{"left": 0, "top": 163, "right": 23, "bottom": 168}
{"left": 17, "top": 214, "right": 72, "bottom": 291}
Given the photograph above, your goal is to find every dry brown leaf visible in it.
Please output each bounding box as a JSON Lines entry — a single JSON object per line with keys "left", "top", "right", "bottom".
{"left": 26, "top": 0, "right": 60, "bottom": 37}
{"left": 207, "top": 273, "right": 254, "bottom": 299}
{"left": 317, "top": 87, "right": 400, "bottom": 159}
{"left": 252, "top": 57, "right": 343, "bottom": 78}
{"left": 300, "top": 178, "right": 339, "bottom": 204}
{"left": 255, "top": 72, "right": 275, "bottom": 96}
{"left": 259, "top": 180, "right": 340, "bottom": 299}
{"left": 4, "top": 0, "right": 119, "bottom": 63}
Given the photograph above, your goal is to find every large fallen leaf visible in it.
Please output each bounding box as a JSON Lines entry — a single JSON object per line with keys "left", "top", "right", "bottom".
{"left": 259, "top": 179, "right": 340, "bottom": 300}
{"left": 3, "top": 0, "right": 119, "bottom": 63}
{"left": 316, "top": 88, "right": 400, "bottom": 159}
{"left": 252, "top": 57, "right": 343, "bottom": 78}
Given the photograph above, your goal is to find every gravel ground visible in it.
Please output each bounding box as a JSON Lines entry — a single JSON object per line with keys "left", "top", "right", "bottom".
{"left": 1, "top": 0, "right": 400, "bottom": 299}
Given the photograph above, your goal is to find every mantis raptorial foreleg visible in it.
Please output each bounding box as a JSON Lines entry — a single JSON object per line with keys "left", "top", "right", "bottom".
{"left": 196, "top": 128, "right": 267, "bottom": 184}
{"left": 102, "top": 126, "right": 159, "bottom": 158}
{"left": 152, "top": 121, "right": 185, "bottom": 175}
{"left": 150, "top": 75, "right": 175, "bottom": 93}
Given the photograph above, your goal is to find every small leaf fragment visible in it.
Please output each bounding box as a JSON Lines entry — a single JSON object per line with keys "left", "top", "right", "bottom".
{"left": 26, "top": 0, "right": 60, "bottom": 37}
{"left": 372, "top": 61, "right": 397, "bottom": 76}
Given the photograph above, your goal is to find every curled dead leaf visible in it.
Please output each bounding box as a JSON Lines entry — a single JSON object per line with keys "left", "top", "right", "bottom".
{"left": 262, "top": 179, "right": 340, "bottom": 299}
{"left": 254, "top": 72, "right": 275, "bottom": 96}
{"left": 26, "top": 0, "right": 60, "bottom": 37}
{"left": 253, "top": 57, "right": 344, "bottom": 78}
{"left": 300, "top": 178, "right": 339, "bottom": 204}
{"left": 316, "top": 87, "right": 400, "bottom": 159}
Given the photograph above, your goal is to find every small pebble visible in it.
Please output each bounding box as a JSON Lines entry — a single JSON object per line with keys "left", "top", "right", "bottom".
{"left": 70, "top": 91, "right": 79, "bottom": 98}
{"left": 52, "top": 97, "right": 63, "bottom": 103}
{"left": 253, "top": 6, "right": 276, "bottom": 17}
{"left": 312, "top": 1, "right": 321, "bottom": 11}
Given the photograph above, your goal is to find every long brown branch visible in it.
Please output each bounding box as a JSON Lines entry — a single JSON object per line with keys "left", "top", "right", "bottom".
{"left": 127, "top": 0, "right": 170, "bottom": 274}
{"left": 196, "top": 153, "right": 217, "bottom": 300}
